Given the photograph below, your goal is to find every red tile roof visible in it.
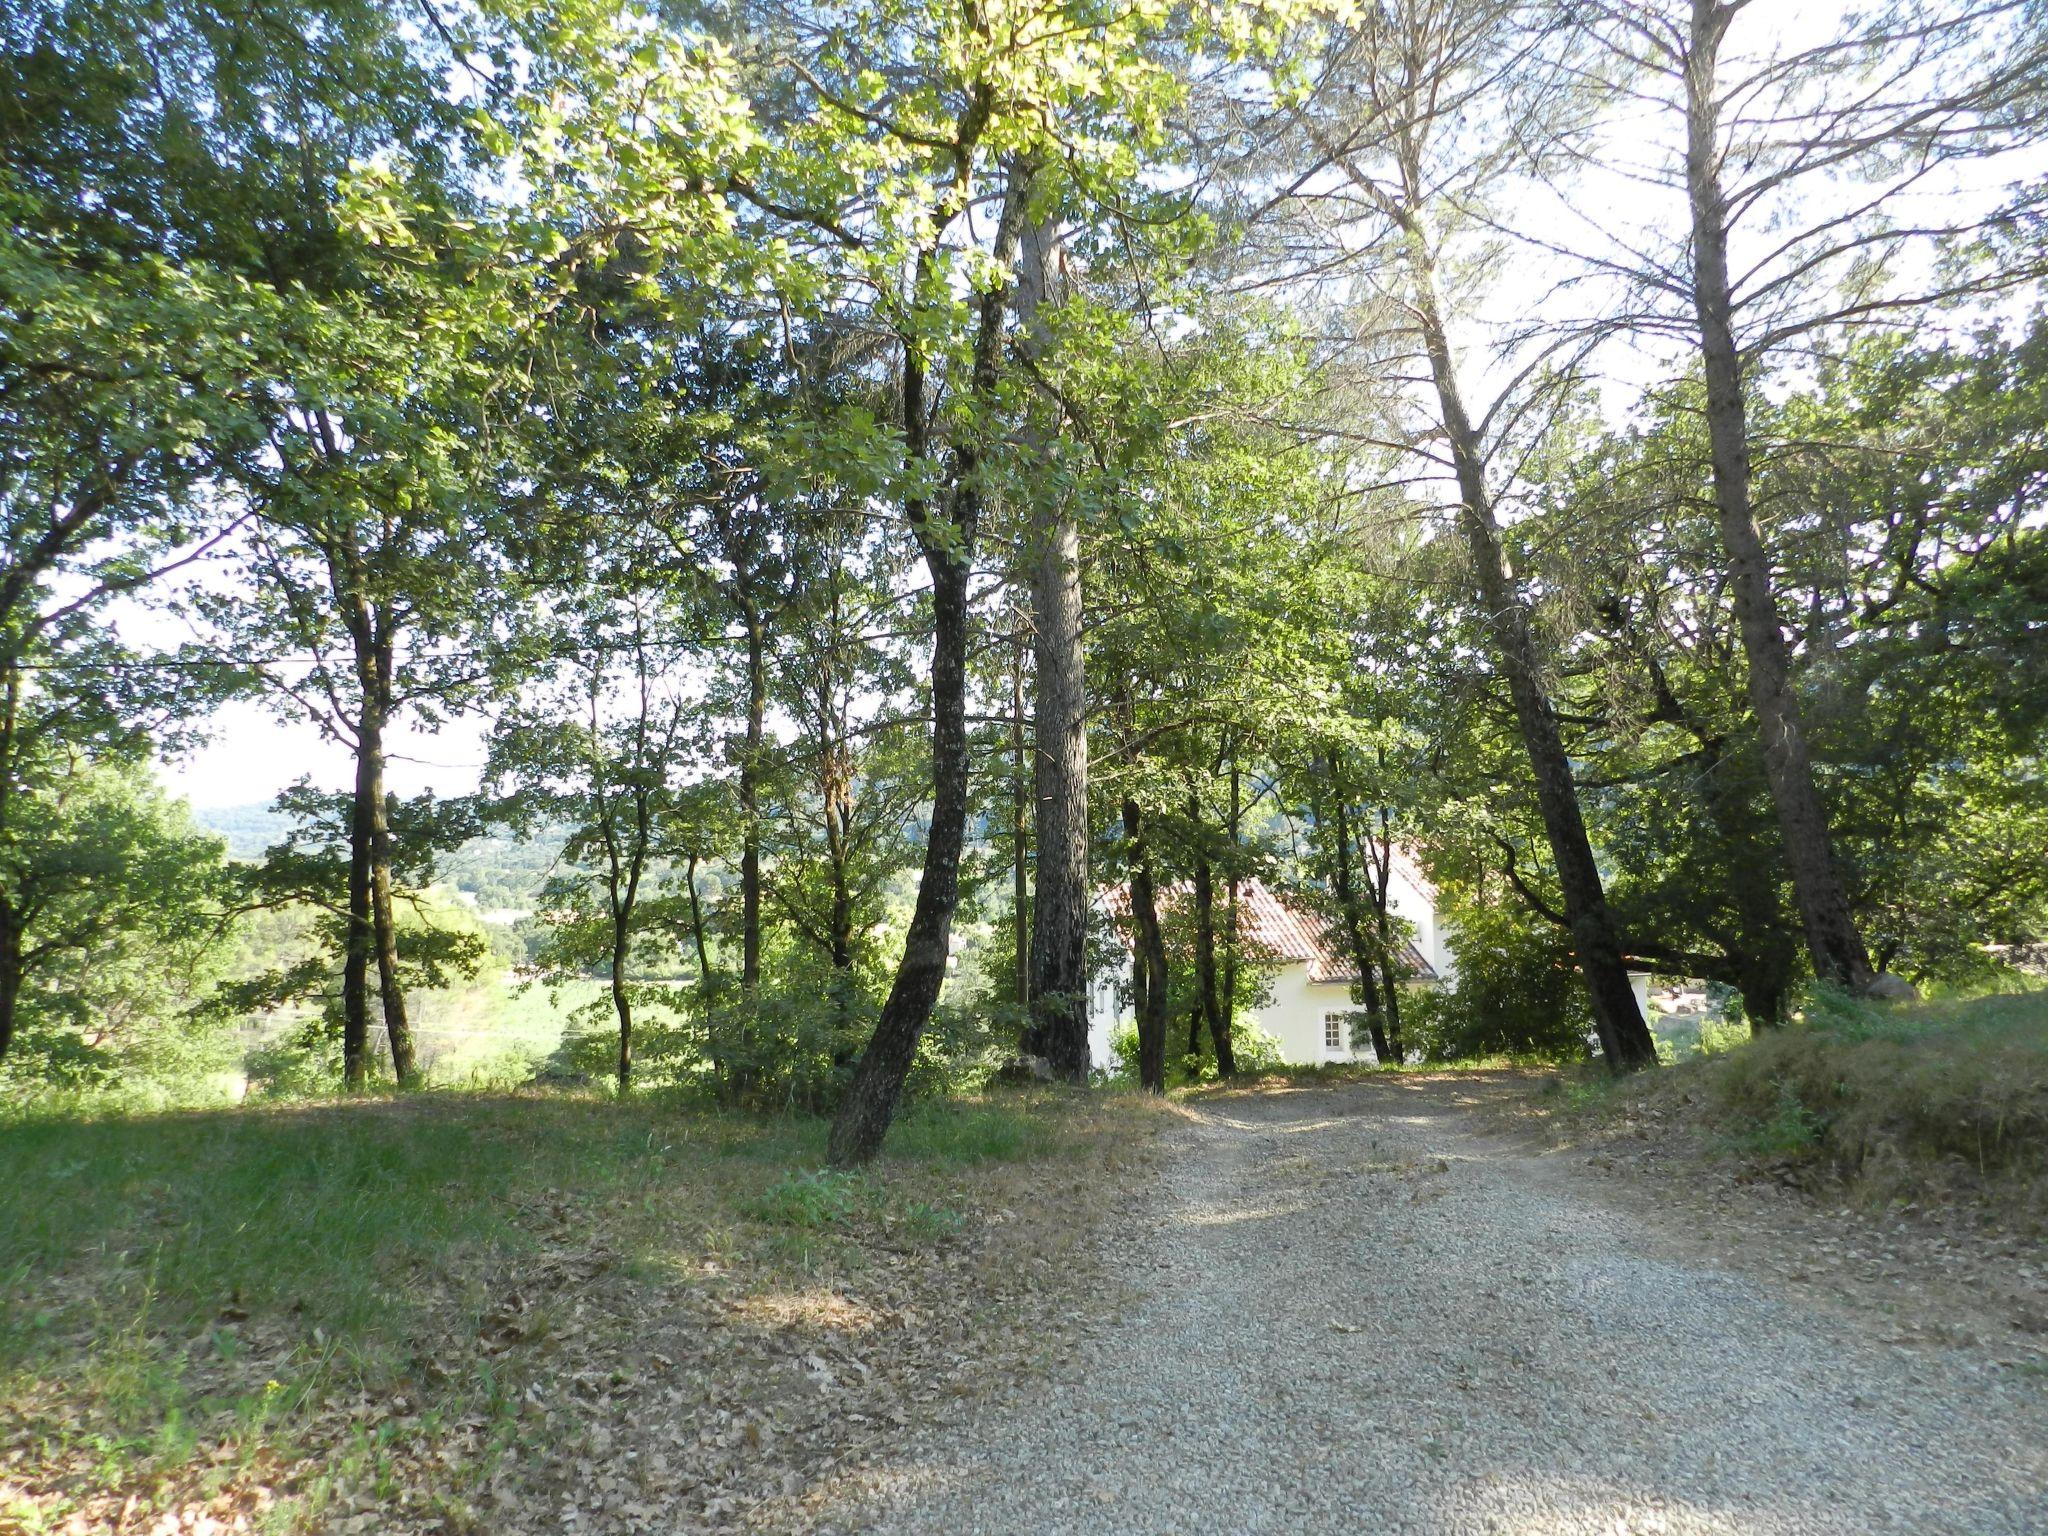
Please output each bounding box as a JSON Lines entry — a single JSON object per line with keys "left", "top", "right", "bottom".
{"left": 1100, "top": 877, "right": 1435, "bottom": 982}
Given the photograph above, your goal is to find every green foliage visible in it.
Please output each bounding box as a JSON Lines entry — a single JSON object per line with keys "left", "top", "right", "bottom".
{"left": 744, "top": 1169, "right": 861, "bottom": 1229}
{"left": 0, "top": 760, "right": 234, "bottom": 1086}
{"left": 1406, "top": 900, "right": 1595, "bottom": 1064}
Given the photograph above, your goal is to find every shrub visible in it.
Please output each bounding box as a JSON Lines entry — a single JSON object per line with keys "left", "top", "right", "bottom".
{"left": 1406, "top": 902, "right": 1594, "bottom": 1063}
{"left": 1707, "top": 989, "right": 2048, "bottom": 1189}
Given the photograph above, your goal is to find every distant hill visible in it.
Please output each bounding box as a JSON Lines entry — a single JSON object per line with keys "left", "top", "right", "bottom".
{"left": 195, "top": 803, "right": 562, "bottom": 907}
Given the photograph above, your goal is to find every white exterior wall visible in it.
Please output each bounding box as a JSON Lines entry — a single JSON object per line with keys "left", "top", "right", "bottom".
{"left": 1086, "top": 959, "right": 1384, "bottom": 1069}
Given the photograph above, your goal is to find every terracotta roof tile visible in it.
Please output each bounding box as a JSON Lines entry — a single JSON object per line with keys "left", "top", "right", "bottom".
{"left": 1100, "top": 877, "right": 1435, "bottom": 982}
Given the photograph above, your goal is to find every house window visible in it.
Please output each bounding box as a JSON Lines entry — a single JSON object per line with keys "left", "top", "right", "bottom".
{"left": 1323, "top": 1011, "right": 1345, "bottom": 1055}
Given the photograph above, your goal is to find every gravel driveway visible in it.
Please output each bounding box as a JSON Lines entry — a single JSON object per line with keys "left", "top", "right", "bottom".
{"left": 828, "top": 1077, "right": 2048, "bottom": 1535}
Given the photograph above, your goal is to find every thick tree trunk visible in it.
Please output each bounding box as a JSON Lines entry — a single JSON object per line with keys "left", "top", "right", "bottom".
{"left": 1019, "top": 212, "right": 1092, "bottom": 1083}
{"left": 1403, "top": 221, "right": 1658, "bottom": 1070}
{"left": 1121, "top": 796, "right": 1170, "bottom": 1093}
{"left": 829, "top": 169, "right": 1031, "bottom": 1165}
{"left": 1684, "top": 0, "right": 1878, "bottom": 995}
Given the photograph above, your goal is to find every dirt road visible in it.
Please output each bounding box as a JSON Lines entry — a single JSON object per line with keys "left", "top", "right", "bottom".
{"left": 824, "top": 1078, "right": 2048, "bottom": 1535}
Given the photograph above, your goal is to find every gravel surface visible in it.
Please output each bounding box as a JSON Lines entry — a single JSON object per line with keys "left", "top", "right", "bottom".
{"left": 827, "top": 1078, "right": 2048, "bottom": 1535}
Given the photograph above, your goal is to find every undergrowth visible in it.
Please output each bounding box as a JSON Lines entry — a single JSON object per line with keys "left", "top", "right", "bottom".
{"left": 1545, "top": 986, "right": 2048, "bottom": 1214}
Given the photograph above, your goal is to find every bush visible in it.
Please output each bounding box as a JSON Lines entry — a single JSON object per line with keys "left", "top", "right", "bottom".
{"left": 1707, "top": 989, "right": 2048, "bottom": 1187}
{"left": 1109, "top": 1015, "right": 1285, "bottom": 1084}
{"left": 1406, "top": 902, "right": 1594, "bottom": 1063}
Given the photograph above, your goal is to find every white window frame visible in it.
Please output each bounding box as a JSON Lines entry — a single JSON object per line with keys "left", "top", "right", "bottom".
{"left": 1321, "top": 1008, "right": 1349, "bottom": 1059}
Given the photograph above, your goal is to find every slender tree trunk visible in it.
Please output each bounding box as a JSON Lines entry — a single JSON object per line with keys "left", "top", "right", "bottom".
{"left": 829, "top": 168, "right": 1031, "bottom": 1165}
{"left": 611, "top": 914, "right": 632, "bottom": 1092}
{"left": 1019, "top": 210, "right": 1092, "bottom": 1083}
{"left": 0, "top": 665, "right": 21, "bottom": 1065}
{"left": 1121, "top": 795, "right": 1170, "bottom": 1093}
{"left": 685, "top": 853, "right": 713, "bottom": 987}
{"left": 1191, "top": 790, "right": 1234, "bottom": 1076}
{"left": 363, "top": 749, "right": 416, "bottom": 1084}
{"left": 0, "top": 894, "right": 21, "bottom": 1067}
{"left": 343, "top": 729, "right": 376, "bottom": 1089}
{"left": 1371, "top": 812, "right": 1405, "bottom": 1063}
{"left": 1222, "top": 754, "right": 1241, "bottom": 1052}
{"left": 1328, "top": 782, "right": 1390, "bottom": 1061}
{"left": 828, "top": 546, "right": 972, "bottom": 1163}
{"left": 1683, "top": 0, "right": 1879, "bottom": 995}
{"left": 357, "top": 641, "right": 417, "bottom": 1086}
{"left": 1402, "top": 218, "right": 1658, "bottom": 1070}
{"left": 740, "top": 615, "right": 766, "bottom": 993}
{"left": 1010, "top": 609, "right": 1030, "bottom": 1010}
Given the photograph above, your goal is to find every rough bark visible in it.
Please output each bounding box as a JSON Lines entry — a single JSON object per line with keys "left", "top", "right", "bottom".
{"left": 1402, "top": 218, "right": 1659, "bottom": 1071}
{"left": 1019, "top": 210, "right": 1092, "bottom": 1083}
{"left": 1683, "top": 0, "right": 1879, "bottom": 995}
{"left": 828, "top": 161, "right": 1030, "bottom": 1166}
{"left": 1122, "top": 795, "right": 1170, "bottom": 1093}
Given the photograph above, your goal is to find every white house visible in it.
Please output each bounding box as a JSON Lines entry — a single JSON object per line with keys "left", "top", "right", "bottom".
{"left": 1085, "top": 855, "right": 1650, "bottom": 1068}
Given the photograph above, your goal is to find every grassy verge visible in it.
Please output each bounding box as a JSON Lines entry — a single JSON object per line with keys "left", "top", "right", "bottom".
{"left": 1532, "top": 989, "right": 2048, "bottom": 1218}
{"left": 0, "top": 1085, "right": 1159, "bottom": 1534}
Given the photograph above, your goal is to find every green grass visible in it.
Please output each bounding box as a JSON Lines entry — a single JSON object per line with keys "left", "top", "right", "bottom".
{"left": 0, "top": 1082, "right": 1112, "bottom": 1531}
{"left": 1543, "top": 987, "right": 2048, "bottom": 1213}
{"left": 1710, "top": 988, "right": 2048, "bottom": 1183}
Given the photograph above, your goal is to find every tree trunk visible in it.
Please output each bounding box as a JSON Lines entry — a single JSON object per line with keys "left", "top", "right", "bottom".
{"left": 1010, "top": 609, "right": 1030, "bottom": 1010}
{"left": 1684, "top": 0, "right": 1879, "bottom": 995}
{"left": 1191, "top": 791, "right": 1235, "bottom": 1077}
{"left": 358, "top": 647, "right": 418, "bottom": 1087}
{"left": 828, "top": 546, "right": 972, "bottom": 1163}
{"left": 1367, "top": 808, "right": 1405, "bottom": 1064}
{"left": 686, "top": 853, "right": 713, "bottom": 987}
{"left": 740, "top": 615, "right": 766, "bottom": 993}
{"left": 343, "top": 730, "right": 376, "bottom": 1090}
{"left": 1222, "top": 755, "right": 1241, "bottom": 1053}
{"left": 611, "top": 914, "right": 632, "bottom": 1092}
{"left": 828, "top": 168, "right": 1031, "bottom": 1166}
{"left": 0, "top": 893, "right": 21, "bottom": 1067}
{"left": 1122, "top": 796, "right": 1170, "bottom": 1093}
{"left": 1402, "top": 218, "right": 1658, "bottom": 1071}
{"left": 1019, "top": 211, "right": 1092, "bottom": 1083}
{"left": 1328, "top": 783, "right": 1390, "bottom": 1061}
